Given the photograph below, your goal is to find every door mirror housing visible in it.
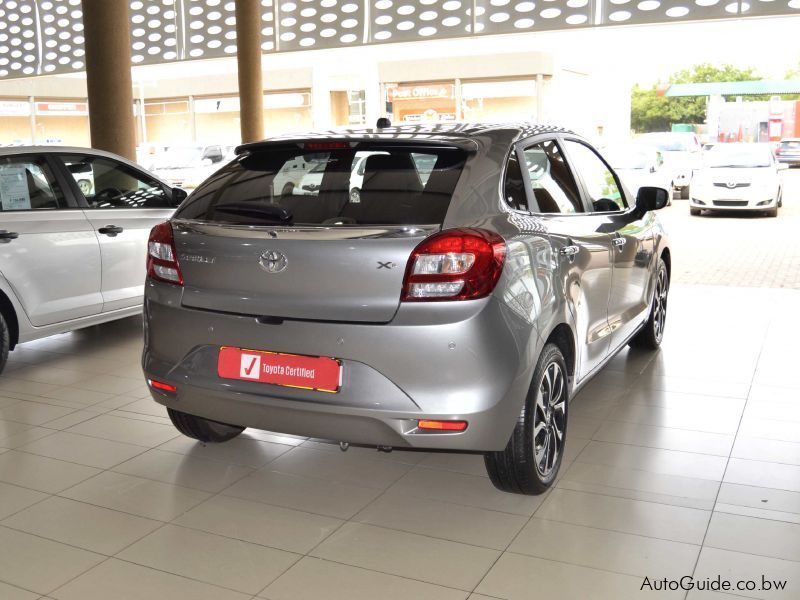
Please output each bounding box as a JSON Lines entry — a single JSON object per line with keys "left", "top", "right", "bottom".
{"left": 636, "top": 186, "right": 669, "bottom": 212}
{"left": 172, "top": 187, "right": 188, "bottom": 205}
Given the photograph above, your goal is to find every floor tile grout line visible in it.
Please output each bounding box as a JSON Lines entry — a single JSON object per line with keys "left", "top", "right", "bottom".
{"left": 683, "top": 294, "right": 775, "bottom": 600}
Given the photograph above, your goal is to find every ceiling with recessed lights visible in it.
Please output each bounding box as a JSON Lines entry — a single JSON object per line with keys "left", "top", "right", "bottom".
{"left": 0, "top": 0, "right": 798, "bottom": 79}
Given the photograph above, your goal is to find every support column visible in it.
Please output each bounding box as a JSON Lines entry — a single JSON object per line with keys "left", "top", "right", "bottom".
{"left": 81, "top": 0, "right": 137, "bottom": 161}
{"left": 235, "top": 0, "right": 265, "bottom": 143}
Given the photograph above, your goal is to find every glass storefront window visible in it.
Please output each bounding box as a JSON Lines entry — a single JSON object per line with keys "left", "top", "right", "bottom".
{"left": 144, "top": 99, "right": 192, "bottom": 146}
{"left": 461, "top": 79, "right": 537, "bottom": 122}
{"left": 34, "top": 101, "right": 91, "bottom": 146}
{"left": 385, "top": 82, "right": 456, "bottom": 124}
{"left": 0, "top": 100, "right": 33, "bottom": 145}
{"left": 264, "top": 91, "right": 312, "bottom": 134}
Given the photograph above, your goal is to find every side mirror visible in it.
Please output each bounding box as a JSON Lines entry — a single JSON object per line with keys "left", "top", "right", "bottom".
{"left": 172, "top": 187, "right": 188, "bottom": 205}
{"left": 636, "top": 186, "right": 669, "bottom": 212}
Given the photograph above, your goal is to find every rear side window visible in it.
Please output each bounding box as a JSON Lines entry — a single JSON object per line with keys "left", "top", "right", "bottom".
{"left": 176, "top": 145, "right": 467, "bottom": 226}
{"left": 0, "top": 157, "right": 65, "bottom": 211}
{"left": 522, "top": 141, "right": 583, "bottom": 214}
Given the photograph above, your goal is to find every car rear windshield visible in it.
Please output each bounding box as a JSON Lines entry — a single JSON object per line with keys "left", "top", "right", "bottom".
{"left": 175, "top": 143, "right": 468, "bottom": 226}
{"left": 780, "top": 140, "right": 800, "bottom": 149}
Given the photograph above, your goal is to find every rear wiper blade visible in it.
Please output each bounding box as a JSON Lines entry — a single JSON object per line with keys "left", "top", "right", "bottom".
{"left": 213, "top": 203, "right": 293, "bottom": 224}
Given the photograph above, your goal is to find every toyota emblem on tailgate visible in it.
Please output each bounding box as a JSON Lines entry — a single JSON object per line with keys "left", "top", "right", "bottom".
{"left": 259, "top": 250, "right": 288, "bottom": 273}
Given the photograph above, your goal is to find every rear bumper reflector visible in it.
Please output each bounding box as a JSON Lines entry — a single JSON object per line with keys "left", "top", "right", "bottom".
{"left": 148, "top": 379, "right": 177, "bottom": 393}
{"left": 418, "top": 419, "right": 468, "bottom": 432}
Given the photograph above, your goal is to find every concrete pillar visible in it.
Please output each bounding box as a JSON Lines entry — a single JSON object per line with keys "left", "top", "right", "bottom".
{"left": 81, "top": 0, "right": 137, "bottom": 161}
{"left": 235, "top": 0, "right": 265, "bottom": 143}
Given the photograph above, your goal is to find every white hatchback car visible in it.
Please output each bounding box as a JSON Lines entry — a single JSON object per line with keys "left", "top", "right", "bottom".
{"left": 690, "top": 143, "right": 785, "bottom": 217}
{"left": 0, "top": 147, "right": 183, "bottom": 373}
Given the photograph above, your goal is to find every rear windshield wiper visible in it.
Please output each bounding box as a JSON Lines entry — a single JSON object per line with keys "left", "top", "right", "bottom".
{"left": 212, "top": 202, "right": 293, "bottom": 224}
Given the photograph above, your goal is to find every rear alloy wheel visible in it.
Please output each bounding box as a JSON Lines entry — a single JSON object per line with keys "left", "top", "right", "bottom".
{"left": 630, "top": 258, "right": 669, "bottom": 350}
{"left": 484, "top": 343, "right": 568, "bottom": 495}
{"left": 167, "top": 408, "right": 245, "bottom": 443}
{"left": 0, "top": 312, "right": 9, "bottom": 376}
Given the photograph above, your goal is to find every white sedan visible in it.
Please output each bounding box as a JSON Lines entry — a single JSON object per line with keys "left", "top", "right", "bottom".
{"left": 690, "top": 144, "right": 785, "bottom": 217}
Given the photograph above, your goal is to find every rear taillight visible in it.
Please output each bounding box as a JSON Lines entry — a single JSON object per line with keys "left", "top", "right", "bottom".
{"left": 147, "top": 222, "right": 183, "bottom": 285}
{"left": 402, "top": 228, "right": 505, "bottom": 302}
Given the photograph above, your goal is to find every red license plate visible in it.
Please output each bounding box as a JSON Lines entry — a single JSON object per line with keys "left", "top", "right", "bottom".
{"left": 218, "top": 347, "right": 342, "bottom": 393}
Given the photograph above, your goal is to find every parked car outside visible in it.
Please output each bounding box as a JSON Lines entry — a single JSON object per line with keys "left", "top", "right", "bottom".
{"left": 637, "top": 131, "right": 702, "bottom": 199}
{"left": 149, "top": 145, "right": 233, "bottom": 189}
{"left": 142, "top": 124, "right": 671, "bottom": 495}
{"left": 602, "top": 143, "right": 672, "bottom": 205}
{"left": 690, "top": 143, "right": 784, "bottom": 217}
{"left": 775, "top": 138, "right": 800, "bottom": 167}
{"left": 0, "top": 146, "right": 184, "bottom": 373}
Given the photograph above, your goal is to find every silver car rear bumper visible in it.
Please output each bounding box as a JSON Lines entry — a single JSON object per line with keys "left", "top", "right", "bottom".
{"left": 143, "top": 281, "right": 540, "bottom": 451}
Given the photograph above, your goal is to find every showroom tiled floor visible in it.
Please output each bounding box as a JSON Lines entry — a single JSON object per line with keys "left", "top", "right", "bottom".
{"left": 0, "top": 284, "right": 799, "bottom": 599}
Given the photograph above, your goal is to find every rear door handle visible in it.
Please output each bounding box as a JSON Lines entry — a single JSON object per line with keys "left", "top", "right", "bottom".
{"left": 97, "top": 225, "right": 124, "bottom": 237}
{"left": 0, "top": 230, "right": 19, "bottom": 243}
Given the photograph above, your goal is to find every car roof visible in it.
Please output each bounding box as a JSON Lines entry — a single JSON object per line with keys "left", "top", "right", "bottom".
{"left": 237, "top": 122, "right": 578, "bottom": 154}
{"left": 780, "top": 138, "right": 800, "bottom": 142}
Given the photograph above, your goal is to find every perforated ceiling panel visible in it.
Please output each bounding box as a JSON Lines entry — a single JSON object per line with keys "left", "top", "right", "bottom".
{"left": 277, "top": 0, "right": 366, "bottom": 51}
{"left": 129, "top": 0, "right": 179, "bottom": 65}
{"left": 0, "top": 0, "right": 40, "bottom": 78}
{"left": 0, "top": 0, "right": 799, "bottom": 79}
{"left": 475, "top": 0, "right": 593, "bottom": 34}
{"left": 369, "top": 0, "right": 472, "bottom": 43}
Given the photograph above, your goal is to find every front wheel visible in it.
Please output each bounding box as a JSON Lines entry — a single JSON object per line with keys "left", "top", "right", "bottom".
{"left": 629, "top": 257, "right": 669, "bottom": 350}
{"left": 167, "top": 408, "right": 245, "bottom": 443}
{"left": 484, "top": 343, "right": 568, "bottom": 495}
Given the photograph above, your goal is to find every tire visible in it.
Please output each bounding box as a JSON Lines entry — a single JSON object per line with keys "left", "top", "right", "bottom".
{"left": 0, "top": 312, "right": 9, "bottom": 376}
{"left": 484, "top": 343, "right": 568, "bottom": 495}
{"left": 629, "top": 257, "right": 669, "bottom": 350}
{"left": 680, "top": 186, "right": 690, "bottom": 200}
{"left": 281, "top": 182, "right": 294, "bottom": 197}
{"left": 349, "top": 187, "right": 360, "bottom": 203}
{"left": 689, "top": 207, "right": 701, "bottom": 216}
{"left": 167, "top": 408, "right": 245, "bottom": 443}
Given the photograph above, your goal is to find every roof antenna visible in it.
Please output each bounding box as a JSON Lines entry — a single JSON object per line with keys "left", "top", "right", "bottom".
{"left": 376, "top": 117, "right": 391, "bottom": 129}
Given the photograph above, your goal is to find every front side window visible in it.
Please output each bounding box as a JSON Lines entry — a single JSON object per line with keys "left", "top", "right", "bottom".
{"left": 177, "top": 144, "right": 467, "bottom": 226}
{"left": 60, "top": 155, "right": 172, "bottom": 209}
{"left": 563, "top": 141, "right": 626, "bottom": 212}
{"left": 522, "top": 141, "right": 583, "bottom": 214}
{"left": 0, "top": 157, "right": 65, "bottom": 211}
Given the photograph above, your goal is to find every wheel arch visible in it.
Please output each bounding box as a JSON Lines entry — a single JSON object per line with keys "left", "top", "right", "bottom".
{"left": 660, "top": 246, "right": 671, "bottom": 281}
{"left": 0, "top": 289, "right": 19, "bottom": 350}
{"left": 543, "top": 322, "right": 576, "bottom": 380}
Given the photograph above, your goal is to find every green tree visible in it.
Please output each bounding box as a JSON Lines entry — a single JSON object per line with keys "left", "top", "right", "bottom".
{"left": 631, "top": 63, "right": 761, "bottom": 133}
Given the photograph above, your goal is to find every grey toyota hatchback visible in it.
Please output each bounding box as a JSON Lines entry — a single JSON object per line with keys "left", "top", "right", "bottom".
{"left": 143, "top": 123, "right": 671, "bottom": 495}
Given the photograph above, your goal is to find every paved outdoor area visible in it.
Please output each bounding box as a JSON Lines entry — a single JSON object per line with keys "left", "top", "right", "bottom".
{"left": 1, "top": 192, "right": 799, "bottom": 599}
{"left": 663, "top": 169, "right": 800, "bottom": 289}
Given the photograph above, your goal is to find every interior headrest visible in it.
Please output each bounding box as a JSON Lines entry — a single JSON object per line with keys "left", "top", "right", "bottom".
{"left": 361, "top": 153, "right": 423, "bottom": 193}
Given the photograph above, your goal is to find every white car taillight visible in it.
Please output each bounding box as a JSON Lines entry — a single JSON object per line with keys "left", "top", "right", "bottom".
{"left": 402, "top": 228, "right": 505, "bottom": 302}
{"left": 147, "top": 222, "right": 183, "bottom": 285}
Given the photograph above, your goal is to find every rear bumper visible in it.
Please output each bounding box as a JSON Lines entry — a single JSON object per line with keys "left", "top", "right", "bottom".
{"left": 143, "top": 280, "right": 540, "bottom": 451}
{"left": 777, "top": 156, "right": 800, "bottom": 165}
